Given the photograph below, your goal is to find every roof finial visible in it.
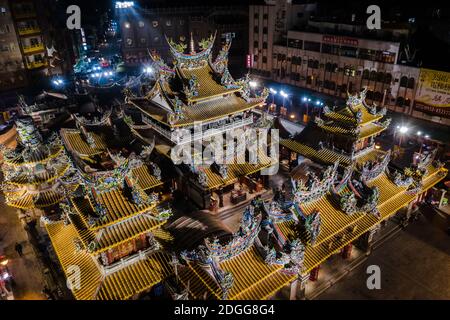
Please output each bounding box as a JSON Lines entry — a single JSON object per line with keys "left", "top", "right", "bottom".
{"left": 190, "top": 32, "right": 195, "bottom": 54}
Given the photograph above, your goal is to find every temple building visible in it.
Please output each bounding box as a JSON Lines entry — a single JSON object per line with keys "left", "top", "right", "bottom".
{"left": 0, "top": 116, "right": 77, "bottom": 221}
{"left": 1, "top": 32, "right": 447, "bottom": 301}
{"left": 43, "top": 111, "right": 178, "bottom": 300}
{"left": 273, "top": 89, "right": 447, "bottom": 296}
{"left": 124, "top": 33, "right": 275, "bottom": 210}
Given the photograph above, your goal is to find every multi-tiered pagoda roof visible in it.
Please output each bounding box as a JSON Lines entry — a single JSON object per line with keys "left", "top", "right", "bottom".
{"left": 1, "top": 117, "right": 78, "bottom": 211}
{"left": 280, "top": 88, "right": 391, "bottom": 167}
{"left": 276, "top": 91, "right": 447, "bottom": 276}
{"left": 126, "top": 32, "right": 267, "bottom": 129}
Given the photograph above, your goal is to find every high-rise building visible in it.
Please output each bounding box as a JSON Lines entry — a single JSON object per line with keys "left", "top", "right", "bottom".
{"left": 0, "top": 0, "right": 27, "bottom": 90}
{"left": 249, "top": 1, "right": 450, "bottom": 126}
{"left": 0, "top": 0, "right": 74, "bottom": 92}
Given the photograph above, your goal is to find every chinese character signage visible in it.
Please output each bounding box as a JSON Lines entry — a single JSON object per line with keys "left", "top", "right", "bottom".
{"left": 414, "top": 68, "right": 450, "bottom": 118}
{"left": 322, "top": 35, "right": 358, "bottom": 46}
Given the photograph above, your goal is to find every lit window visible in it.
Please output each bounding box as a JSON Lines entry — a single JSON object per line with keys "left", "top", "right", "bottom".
{"left": 138, "top": 21, "right": 144, "bottom": 28}
{"left": 126, "top": 38, "right": 133, "bottom": 46}
{"left": 166, "top": 20, "right": 172, "bottom": 26}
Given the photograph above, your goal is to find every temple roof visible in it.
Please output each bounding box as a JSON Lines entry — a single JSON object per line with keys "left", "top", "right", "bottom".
{"left": 276, "top": 162, "right": 447, "bottom": 275}
{"left": 127, "top": 33, "right": 267, "bottom": 128}
{"left": 71, "top": 187, "right": 160, "bottom": 230}
{"left": 322, "top": 88, "right": 387, "bottom": 127}
{"left": 60, "top": 128, "right": 107, "bottom": 157}
{"left": 184, "top": 245, "right": 296, "bottom": 300}
{"left": 176, "top": 64, "right": 240, "bottom": 102}
{"left": 131, "top": 93, "right": 262, "bottom": 127}
{"left": 68, "top": 206, "right": 167, "bottom": 254}
{"left": 46, "top": 221, "right": 173, "bottom": 300}
{"left": 4, "top": 184, "right": 78, "bottom": 210}
{"left": 2, "top": 144, "right": 64, "bottom": 166}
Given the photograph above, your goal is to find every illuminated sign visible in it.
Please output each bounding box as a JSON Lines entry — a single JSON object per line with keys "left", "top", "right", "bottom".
{"left": 115, "top": 1, "right": 134, "bottom": 9}
{"left": 246, "top": 54, "right": 253, "bottom": 68}
{"left": 414, "top": 68, "right": 450, "bottom": 118}
{"left": 322, "top": 35, "right": 358, "bottom": 46}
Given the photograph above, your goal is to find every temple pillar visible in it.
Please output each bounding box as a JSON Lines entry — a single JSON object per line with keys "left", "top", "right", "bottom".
{"left": 355, "top": 227, "right": 377, "bottom": 255}
{"left": 341, "top": 243, "right": 353, "bottom": 260}
{"left": 289, "top": 273, "right": 309, "bottom": 300}
{"left": 218, "top": 189, "right": 224, "bottom": 208}
{"left": 309, "top": 266, "right": 320, "bottom": 281}
{"left": 289, "top": 279, "right": 298, "bottom": 300}
{"left": 403, "top": 201, "right": 416, "bottom": 226}
{"left": 262, "top": 174, "right": 270, "bottom": 189}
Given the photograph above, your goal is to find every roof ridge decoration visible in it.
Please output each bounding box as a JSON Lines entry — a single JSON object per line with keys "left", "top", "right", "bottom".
{"left": 16, "top": 117, "right": 42, "bottom": 148}
{"left": 183, "top": 74, "right": 200, "bottom": 100}
{"left": 235, "top": 73, "right": 269, "bottom": 103}
{"left": 291, "top": 161, "right": 339, "bottom": 204}
{"left": 212, "top": 35, "right": 232, "bottom": 75}
{"left": 358, "top": 149, "right": 391, "bottom": 181}
{"left": 190, "top": 165, "right": 209, "bottom": 188}
{"left": 204, "top": 205, "right": 262, "bottom": 262}
{"left": 334, "top": 174, "right": 380, "bottom": 218}
{"left": 147, "top": 49, "right": 175, "bottom": 76}
{"left": 256, "top": 217, "right": 306, "bottom": 275}
{"left": 72, "top": 108, "right": 113, "bottom": 127}
{"left": 166, "top": 31, "right": 217, "bottom": 69}
{"left": 346, "top": 87, "right": 368, "bottom": 112}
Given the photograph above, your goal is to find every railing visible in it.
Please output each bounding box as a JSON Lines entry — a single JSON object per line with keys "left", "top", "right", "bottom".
{"left": 141, "top": 115, "right": 173, "bottom": 141}
{"left": 142, "top": 115, "right": 254, "bottom": 144}
{"left": 190, "top": 116, "right": 254, "bottom": 143}
{"left": 18, "top": 26, "right": 41, "bottom": 36}
{"left": 22, "top": 43, "right": 44, "bottom": 54}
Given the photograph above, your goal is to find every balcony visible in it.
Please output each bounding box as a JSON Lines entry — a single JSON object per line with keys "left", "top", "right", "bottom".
{"left": 26, "top": 61, "right": 47, "bottom": 69}
{"left": 22, "top": 43, "right": 44, "bottom": 54}
{"left": 18, "top": 26, "right": 41, "bottom": 36}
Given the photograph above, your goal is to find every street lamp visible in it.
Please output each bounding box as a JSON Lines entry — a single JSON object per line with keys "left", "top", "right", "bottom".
{"left": 249, "top": 80, "right": 258, "bottom": 88}
{"left": 280, "top": 90, "right": 288, "bottom": 117}
{"left": 143, "top": 66, "right": 153, "bottom": 74}
{"left": 269, "top": 88, "right": 277, "bottom": 109}
{"left": 397, "top": 126, "right": 409, "bottom": 146}
{"left": 399, "top": 126, "right": 408, "bottom": 134}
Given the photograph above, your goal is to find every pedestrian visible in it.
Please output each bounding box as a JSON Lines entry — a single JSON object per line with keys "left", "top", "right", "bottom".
{"left": 14, "top": 242, "right": 23, "bottom": 257}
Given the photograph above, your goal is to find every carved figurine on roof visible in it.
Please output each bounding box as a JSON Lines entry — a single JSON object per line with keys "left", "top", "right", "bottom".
{"left": 166, "top": 31, "right": 216, "bottom": 69}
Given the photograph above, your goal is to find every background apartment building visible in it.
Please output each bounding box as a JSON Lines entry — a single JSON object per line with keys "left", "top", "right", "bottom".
{"left": 0, "top": 0, "right": 27, "bottom": 91}
{"left": 0, "top": 0, "right": 74, "bottom": 92}
{"left": 249, "top": 1, "right": 450, "bottom": 125}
